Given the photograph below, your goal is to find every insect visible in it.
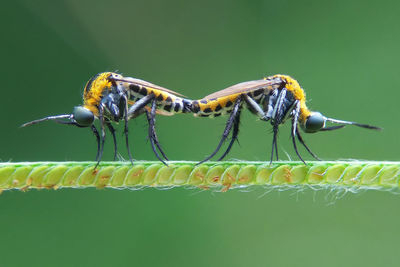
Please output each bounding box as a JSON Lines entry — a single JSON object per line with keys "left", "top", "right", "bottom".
{"left": 22, "top": 72, "right": 192, "bottom": 166}
{"left": 192, "top": 74, "right": 381, "bottom": 164}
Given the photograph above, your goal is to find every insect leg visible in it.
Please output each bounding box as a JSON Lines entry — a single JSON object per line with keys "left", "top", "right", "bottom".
{"left": 127, "top": 95, "right": 154, "bottom": 118}
{"left": 122, "top": 94, "right": 134, "bottom": 164}
{"left": 243, "top": 95, "right": 267, "bottom": 120}
{"left": 216, "top": 107, "right": 241, "bottom": 161}
{"left": 271, "top": 89, "right": 287, "bottom": 124}
{"left": 198, "top": 96, "right": 242, "bottom": 165}
{"left": 106, "top": 122, "right": 118, "bottom": 161}
{"left": 152, "top": 130, "right": 169, "bottom": 161}
{"left": 270, "top": 122, "right": 279, "bottom": 163}
{"left": 124, "top": 94, "right": 155, "bottom": 164}
{"left": 243, "top": 93, "right": 278, "bottom": 162}
{"left": 90, "top": 125, "right": 101, "bottom": 162}
{"left": 295, "top": 127, "right": 321, "bottom": 160}
{"left": 95, "top": 106, "right": 106, "bottom": 168}
{"left": 147, "top": 100, "right": 169, "bottom": 161}
{"left": 145, "top": 100, "right": 168, "bottom": 165}
{"left": 290, "top": 101, "right": 306, "bottom": 164}
{"left": 269, "top": 90, "right": 286, "bottom": 164}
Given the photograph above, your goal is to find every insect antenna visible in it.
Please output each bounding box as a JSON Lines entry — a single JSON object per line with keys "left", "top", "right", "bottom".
{"left": 325, "top": 118, "right": 382, "bottom": 130}
{"left": 21, "top": 114, "right": 72, "bottom": 127}
{"left": 54, "top": 120, "right": 78, "bottom": 126}
{"left": 319, "top": 125, "right": 345, "bottom": 131}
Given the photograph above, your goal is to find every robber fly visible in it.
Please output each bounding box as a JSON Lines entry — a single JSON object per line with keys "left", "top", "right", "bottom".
{"left": 22, "top": 72, "right": 192, "bottom": 166}
{"left": 191, "top": 74, "right": 381, "bottom": 164}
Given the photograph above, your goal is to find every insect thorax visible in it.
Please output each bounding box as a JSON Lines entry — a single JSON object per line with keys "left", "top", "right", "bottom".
{"left": 83, "top": 72, "right": 114, "bottom": 116}
{"left": 267, "top": 74, "right": 311, "bottom": 123}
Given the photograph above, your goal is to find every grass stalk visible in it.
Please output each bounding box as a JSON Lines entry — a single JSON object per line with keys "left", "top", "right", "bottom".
{"left": 0, "top": 161, "right": 399, "bottom": 193}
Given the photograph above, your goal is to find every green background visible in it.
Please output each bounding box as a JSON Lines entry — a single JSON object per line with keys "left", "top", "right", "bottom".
{"left": 1, "top": 0, "right": 400, "bottom": 266}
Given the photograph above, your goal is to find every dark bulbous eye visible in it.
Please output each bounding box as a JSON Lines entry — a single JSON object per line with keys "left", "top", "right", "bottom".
{"left": 304, "top": 112, "right": 325, "bottom": 133}
{"left": 73, "top": 106, "right": 94, "bottom": 127}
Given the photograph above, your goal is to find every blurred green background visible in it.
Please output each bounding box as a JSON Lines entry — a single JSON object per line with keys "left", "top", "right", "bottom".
{"left": 1, "top": 0, "right": 400, "bottom": 266}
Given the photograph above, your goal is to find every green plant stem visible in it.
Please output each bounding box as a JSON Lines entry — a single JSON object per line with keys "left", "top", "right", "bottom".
{"left": 0, "top": 161, "right": 399, "bottom": 192}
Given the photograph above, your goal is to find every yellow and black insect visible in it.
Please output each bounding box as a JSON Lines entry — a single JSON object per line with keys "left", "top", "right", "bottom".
{"left": 22, "top": 72, "right": 192, "bottom": 165}
{"left": 192, "top": 74, "right": 381, "bottom": 164}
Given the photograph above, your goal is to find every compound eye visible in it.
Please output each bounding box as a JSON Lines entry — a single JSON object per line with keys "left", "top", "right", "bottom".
{"left": 73, "top": 106, "right": 94, "bottom": 127}
{"left": 304, "top": 112, "right": 325, "bottom": 133}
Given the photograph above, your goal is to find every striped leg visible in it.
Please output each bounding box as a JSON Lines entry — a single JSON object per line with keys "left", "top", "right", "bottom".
{"left": 145, "top": 99, "right": 168, "bottom": 165}
{"left": 90, "top": 125, "right": 101, "bottom": 162}
{"left": 290, "top": 101, "right": 306, "bottom": 164}
{"left": 127, "top": 95, "right": 154, "bottom": 118}
{"left": 124, "top": 94, "right": 155, "bottom": 164}
{"left": 147, "top": 99, "right": 168, "bottom": 161}
{"left": 95, "top": 105, "right": 106, "bottom": 169}
{"left": 217, "top": 107, "right": 241, "bottom": 161}
{"left": 269, "top": 89, "right": 288, "bottom": 163}
{"left": 270, "top": 122, "right": 279, "bottom": 163}
{"left": 198, "top": 96, "right": 242, "bottom": 164}
{"left": 106, "top": 122, "right": 118, "bottom": 161}
{"left": 122, "top": 94, "right": 134, "bottom": 164}
{"left": 296, "top": 127, "right": 321, "bottom": 160}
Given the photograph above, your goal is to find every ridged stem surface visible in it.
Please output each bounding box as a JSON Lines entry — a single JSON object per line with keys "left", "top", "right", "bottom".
{"left": 1, "top": 161, "right": 399, "bottom": 192}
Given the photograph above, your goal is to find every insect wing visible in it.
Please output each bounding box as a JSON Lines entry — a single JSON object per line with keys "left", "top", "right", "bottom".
{"left": 112, "top": 77, "right": 186, "bottom": 97}
{"left": 202, "top": 79, "right": 277, "bottom": 100}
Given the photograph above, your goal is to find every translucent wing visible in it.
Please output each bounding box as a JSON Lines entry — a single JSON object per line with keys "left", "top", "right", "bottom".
{"left": 112, "top": 77, "right": 186, "bottom": 97}
{"left": 202, "top": 79, "right": 278, "bottom": 100}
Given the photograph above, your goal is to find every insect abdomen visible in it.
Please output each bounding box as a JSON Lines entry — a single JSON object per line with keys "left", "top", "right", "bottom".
{"left": 157, "top": 97, "right": 192, "bottom": 114}
{"left": 192, "top": 94, "right": 240, "bottom": 118}
{"left": 127, "top": 84, "right": 192, "bottom": 114}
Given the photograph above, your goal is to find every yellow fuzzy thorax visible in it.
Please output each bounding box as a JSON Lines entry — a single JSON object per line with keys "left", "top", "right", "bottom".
{"left": 83, "top": 72, "right": 113, "bottom": 116}
{"left": 270, "top": 74, "right": 311, "bottom": 122}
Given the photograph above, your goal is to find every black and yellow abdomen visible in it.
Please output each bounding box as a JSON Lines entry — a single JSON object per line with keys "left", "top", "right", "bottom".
{"left": 116, "top": 78, "right": 193, "bottom": 115}
{"left": 192, "top": 93, "right": 241, "bottom": 118}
